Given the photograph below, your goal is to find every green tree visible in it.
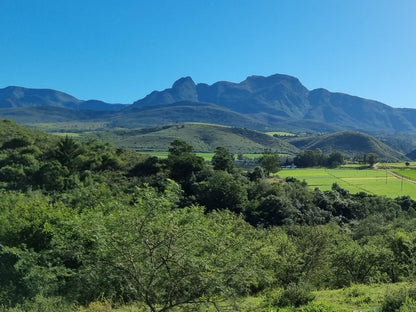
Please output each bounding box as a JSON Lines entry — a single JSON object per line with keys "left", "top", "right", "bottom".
{"left": 212, "top": 146, "right": 234, "bottom": 172}
{"left": 54, "top": 183, "right": 265, "bottom": 311}
{"left": 325, "top": 152, "right": 344, "bottom": 168}
{"left": 260, "top": 151, "right": 281, "bottom": 176}
{"left": 365, "top": 152, "right": 379, "bottom": 167}
{"left": 166, "top": 140, "right": 205, "bottom": 189}
{"left": 34, "top": 161, "right": 69, "bottom": 191}
{"left": 332, "top": 239, "right": 390, "bottom": 286}
{"left": 54, "top": 136, "right": 82, "bottom": 171}
{"left": 196, "top": 170, "right": 247, "bottom": 213}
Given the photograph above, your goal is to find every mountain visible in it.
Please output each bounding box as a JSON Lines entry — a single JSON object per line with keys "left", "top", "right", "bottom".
{"left": 287, "top": 131, "right": 406, "bottom": 161}
{"left": 0, "top": 86, "right": 125, "bottom": 111}
{"left": 2, "top": 74, "right": 416, "bottom": 134}
{"left": 125, "top": 74, "right": 416, "bottom": 132}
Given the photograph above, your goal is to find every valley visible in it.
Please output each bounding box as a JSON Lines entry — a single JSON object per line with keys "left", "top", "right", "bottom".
{"left": 2, "top": 74, "right": 416, "bottom": 312}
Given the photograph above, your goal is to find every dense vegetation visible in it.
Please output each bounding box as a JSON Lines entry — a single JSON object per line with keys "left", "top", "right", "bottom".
{"left": 2, "top": 120, "right": 416, "bottom": 311}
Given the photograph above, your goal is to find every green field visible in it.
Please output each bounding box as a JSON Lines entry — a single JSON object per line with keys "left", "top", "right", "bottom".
{"left": 391, "top": 169, "right": 416, "bottom": 180}
{"left": 379, "top": 162, "right": 416, "bottom": 169}
{"left": 278, "top": 168, "right": 416, "bottom": 199}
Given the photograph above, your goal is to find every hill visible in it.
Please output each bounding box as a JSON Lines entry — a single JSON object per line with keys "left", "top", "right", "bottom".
{"left": 110, "top": 101, "right": 270, "bottom": 129}
{"left": 0, "top": 106, "right": 114, "bottom": 124}
{"left": 0, "top": 119, "right": 57, "bottom": 150}
{"left": 0, "top": 86, "right": 125, "bottom": 111}
{"left": 287, "top": 131, "right": 407, "bottom": 161}
{"left": 83, "top": 123, "right": 300, "bottom": 154}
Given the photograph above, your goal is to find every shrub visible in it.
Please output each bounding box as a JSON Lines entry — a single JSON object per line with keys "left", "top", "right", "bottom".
{"left": 380, "top": 287, "right": 416, "bottom": 312}
{"left": 300, "top": 302, "right": 337, "bottom": 312}
{"left": 271, "top": 283, "right": 315, "bottom": 308}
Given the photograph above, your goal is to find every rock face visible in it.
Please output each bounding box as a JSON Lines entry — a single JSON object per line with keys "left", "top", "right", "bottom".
{"left": 132, "top": 77, "right": 198, "bottom": 107}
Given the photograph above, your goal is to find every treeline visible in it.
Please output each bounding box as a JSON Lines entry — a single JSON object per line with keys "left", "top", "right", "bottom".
{"left": 1, "top": 122, "right": 416, "bottom": 311}
{"left": 292, "top": 149, "right": 380, "bottom": 168}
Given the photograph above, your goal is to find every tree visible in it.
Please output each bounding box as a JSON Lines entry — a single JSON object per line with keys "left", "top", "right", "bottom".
{"left": 325, "top": 152, "right": 344, "bottom": 168}
{"left": 364, "top": 153, "right": 379, "bottom": 167}
{"left": 260, "top": 151, "right": 281, "bottom": 176}
{"left": 166, "top": 140, "right": 205, "bottom": 189}
{"left": 294, "top": 149, "right": 323, "bottom": 168}
{"left": 212, "top": 146, "right": 234, "bottom": 172}
{"left": 332, "top": 239, "right": 389, "bottom": 286}
{"left": 54, "top": 136, "right": 82, "bottom": 171}
{"left": 196, "top": 170, "right": 247, "bottom": 213}
{"left": 55, "top": 183, "right": 265, "bottom": 311}
{"left": 167, "top": 139, "right": 193, "bottom": 156}
{"left": 34, "top": 161, "right": 69, "bottom": 191}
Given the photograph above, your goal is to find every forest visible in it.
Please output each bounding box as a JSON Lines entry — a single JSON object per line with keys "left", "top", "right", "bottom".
{"left": 2, "top": 119, "right": 416, "bottom": 311}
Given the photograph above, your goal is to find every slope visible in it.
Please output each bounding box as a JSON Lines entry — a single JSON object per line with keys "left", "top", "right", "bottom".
{"left": 0, "top": 86, "right": 125, "bottom": 110}
{"left": 110, "top": 101, "right": 271, "bottom": 129}
{"left": 84, "top": 123, "right": 299, "bottom": 154}
{"left": 287, "top": 131, "right": 406, "bottom": 161}
{"left": 0, "top": 119, "right": 57, "bottom": 150}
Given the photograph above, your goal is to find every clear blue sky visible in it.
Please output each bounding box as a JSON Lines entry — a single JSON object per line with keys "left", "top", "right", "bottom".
{"left": 1, "top": 0, "right": 415, "bottom": 107}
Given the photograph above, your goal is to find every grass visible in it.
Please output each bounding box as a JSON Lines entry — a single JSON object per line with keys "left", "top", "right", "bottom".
{"left": 391, "top": 169, "right": 416, "bottom": 180}
{"left": 379, "top": 162, "right": 416, "bottom": 169}
{"left": 78, "top": 282, "right": 412, "bottom": 312}
{"left": 310, "top": 282, "right": 412, "bottom": 312}
{"left": 277, "top": 168, "right": 416, "bottom": 199}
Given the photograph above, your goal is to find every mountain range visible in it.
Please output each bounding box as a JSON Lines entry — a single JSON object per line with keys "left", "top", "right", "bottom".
{"left": 1, "top": 74, "right": 416, "bottom": 133}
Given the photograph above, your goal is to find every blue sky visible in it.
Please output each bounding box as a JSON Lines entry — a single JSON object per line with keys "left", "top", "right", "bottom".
{"left": 0, "top": 0, "right": 415, "bottom": 107}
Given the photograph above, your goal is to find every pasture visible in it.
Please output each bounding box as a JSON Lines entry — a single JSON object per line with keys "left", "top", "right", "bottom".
{"left": 278, "top": 168, "right": 416, "bottom": 199}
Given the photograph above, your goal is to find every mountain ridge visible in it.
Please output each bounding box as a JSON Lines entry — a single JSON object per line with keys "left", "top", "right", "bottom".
{"left": 1, "top": 74, "right": 416, "bottom": 133}
{"left": 0, "top": 86, "right": 125, "bottom": 111}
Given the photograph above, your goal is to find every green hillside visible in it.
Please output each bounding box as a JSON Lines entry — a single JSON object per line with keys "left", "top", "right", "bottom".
{"left": 0, "top": 119, "right": 57, "bottom": 150}
{"left": 83, "top": 123, "right": 299, "bottom": 154}
{"left": 288, "top": 130, "right": 407, "bottom": 161}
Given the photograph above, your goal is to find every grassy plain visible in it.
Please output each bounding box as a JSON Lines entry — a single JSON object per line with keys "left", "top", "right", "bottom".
{"left": 392, "top": 169, "right": 416, "bottom": 180}
{"left": 278, "top": 168, "right": 416, "bottom": 199}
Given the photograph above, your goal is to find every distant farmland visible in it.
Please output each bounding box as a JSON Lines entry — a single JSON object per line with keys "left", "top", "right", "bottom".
{"left": 278, "top": 168, "right": 416, "bottom": 199}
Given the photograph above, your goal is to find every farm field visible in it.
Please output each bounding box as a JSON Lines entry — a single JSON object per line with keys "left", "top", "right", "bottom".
{"left": 392, "top": 169, "right": 416, "bottom": 180}
{"left": 278, "top": 168, "right": 416, "bottom": 199}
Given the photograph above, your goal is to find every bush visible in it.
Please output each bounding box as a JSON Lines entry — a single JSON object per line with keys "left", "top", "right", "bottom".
{"left": 270, "top": 283, "right": 315, "bottom": 308}
{"left": 300, "top": 302, "right": 337, "bottom": 312}
{"left": 380, "top": 287, "right": 416, "bottom": 312}
{"left": 8, "top": 295, "right": 74, "bottom": 312}
{"left": 399, "top": 297, "right": 416, "bottom": 312}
